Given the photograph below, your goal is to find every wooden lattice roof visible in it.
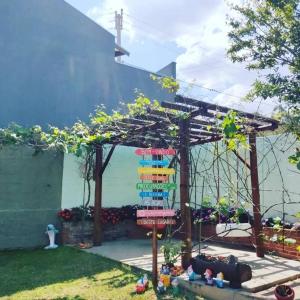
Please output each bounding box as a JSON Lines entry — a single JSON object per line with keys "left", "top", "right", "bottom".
{"left": 106, "top": 95, "right": 279, "bottom": 148}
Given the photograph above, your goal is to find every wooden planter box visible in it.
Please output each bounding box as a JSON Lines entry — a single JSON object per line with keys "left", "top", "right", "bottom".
{"left": 191, "top": 255, "right": 252, "bottom": 288}
{"left": 263, "top": 227, "right": 300, "bottom": 260}
{"left": 196, "top": 224, "right": 300, "bottom": 260}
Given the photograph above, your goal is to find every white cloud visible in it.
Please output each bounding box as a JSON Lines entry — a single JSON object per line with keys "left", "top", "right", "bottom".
{"left": 86, "top": 0, "right": 277, "bottom": 115}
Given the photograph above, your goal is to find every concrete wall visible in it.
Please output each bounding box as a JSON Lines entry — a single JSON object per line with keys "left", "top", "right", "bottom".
{"left": 0, "top": 146, "right": 63, "bottom": 249}
{"left": 0, "top": 0, "right": 174, "bottom": 128}
{"left": 61, "top": 135, "right": 300, "bottom": 222}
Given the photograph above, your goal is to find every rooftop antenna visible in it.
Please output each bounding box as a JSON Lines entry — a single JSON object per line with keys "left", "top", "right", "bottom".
{"left": 115, "top": 9, "right": 123, "bottom": 63}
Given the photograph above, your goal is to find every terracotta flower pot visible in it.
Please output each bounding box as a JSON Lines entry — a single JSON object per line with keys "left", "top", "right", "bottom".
{"left": 274, "top": 285, "right": 295, "bottom": 300}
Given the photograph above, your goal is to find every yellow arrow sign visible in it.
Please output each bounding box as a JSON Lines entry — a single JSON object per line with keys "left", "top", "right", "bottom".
{"left": 137, "top": 167, "right": 175, "bottom": 175}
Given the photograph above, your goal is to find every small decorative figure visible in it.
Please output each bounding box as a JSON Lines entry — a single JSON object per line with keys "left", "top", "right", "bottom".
{"left": 45, "top": 224, "right": 58, "bottom": 250}
{"left": 171, "top": 278, "right": 180, "bottom": 296}
{"left": 160, "top": 274, "right": 171, "bottom": 287}
{"left": 215, "top": 272, "right": 224, "bottom": 288}
{"left": 135, "top": 274, "right": 148, "bottom": 294}
{"left": 187, "top": 265, "right": 196, "bottom": 281}
{"left": 160, "top": 264, "right": 170, "bottom": 275}
{"left": 204, "top": 268, "right": 214, "bottom": 286}
{"left": 157, "top": 279, "right": 166, "bottom": 294}
{"left": 171, "top": 265, "right": 183, "bottom": 276}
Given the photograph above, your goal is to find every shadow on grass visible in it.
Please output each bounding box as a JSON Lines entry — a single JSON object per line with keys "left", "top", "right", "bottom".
{"left": 0, "top": 246, "right": 138, "bottom": 298}
{"left": 53, "top": 296, "right": 86, "bottom": 300}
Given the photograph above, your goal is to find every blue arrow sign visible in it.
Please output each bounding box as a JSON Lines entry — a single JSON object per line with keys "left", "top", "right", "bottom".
{"left": 139, "top": 191, "right": 169, "bottom": 198}
{"left": 139, "top": 160, "right": 169, "bottom": 166}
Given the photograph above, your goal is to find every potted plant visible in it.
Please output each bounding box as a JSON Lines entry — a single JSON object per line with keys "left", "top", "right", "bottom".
{"left": 160, "top": 240, "right": 181, "bottom": 268}
{"left": 274, "top": 284, "right": 295, "bottom": 300}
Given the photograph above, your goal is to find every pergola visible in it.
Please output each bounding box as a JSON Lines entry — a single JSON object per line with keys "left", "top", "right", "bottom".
{"left": 92, "top": 94, "right": 278, "bottom": 283}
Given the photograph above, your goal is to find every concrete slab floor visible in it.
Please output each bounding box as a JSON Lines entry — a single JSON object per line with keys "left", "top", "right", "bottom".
{"left": 84, "top": 239, "right": 300, "bottom": 299}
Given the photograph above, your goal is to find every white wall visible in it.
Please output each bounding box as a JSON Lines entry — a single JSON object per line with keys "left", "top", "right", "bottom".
{"left": 61, "top": 135, "right": 300, "bottom": 221}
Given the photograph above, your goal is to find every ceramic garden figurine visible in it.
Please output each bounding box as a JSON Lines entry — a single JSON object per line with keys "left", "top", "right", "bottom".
{"left": 187, "top": 265, "right": 196, "bottom": 281}
{"left": 135, "top": 274, "right": 148, "bottom": 294}
{"left": 204, "top": 268, "right": 214, "bottom": 286}
{"left": 157, "top": 279, "right": 166, "bottom": 294}
{"left": 45, "top": 224, "right": 58, "bottom": 250}
{"left": 160, "top": 274, "right": 171, "bottom": 287}
{"left": 215, "top": 272, "right": 224, "bottom": 288}
{"left": 160, "top": 264, "right": 170, "bottom": 275}
{"left": 171, "top": 278, "right": 180, "bottom": 296}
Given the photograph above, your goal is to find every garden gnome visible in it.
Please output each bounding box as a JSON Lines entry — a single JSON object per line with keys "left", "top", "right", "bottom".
{"left": 187, "top": 265, "right": 196, "bottom": 281}
{"left": 157, "top": 279, "right": 166, "bottom": 294}
{"left": 204, "top": 268, "right": 214, "bottom": 286}
{"left": 135, "top": 274, "right": 148, "bottom": 294}
{"left": 215, "top": 272, "right": 224, "bottom": 288}
{"left": 45, "top": 224, "right": 58, "bottom": 249}
{"left": 161, "top": 264, "right": 170, "bottom": 275}
{"left": 171, "top": 278, "right": 180, "bottom": 296}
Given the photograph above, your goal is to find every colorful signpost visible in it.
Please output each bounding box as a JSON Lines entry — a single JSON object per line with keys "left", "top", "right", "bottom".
{"left": 134, "top": 147, "right": 177, "bottom": 288}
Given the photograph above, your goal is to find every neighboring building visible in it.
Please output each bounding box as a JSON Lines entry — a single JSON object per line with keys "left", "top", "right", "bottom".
{"left": 0, "top": 0, "right": 175, "bottom": 128}
{"left": 0, "top": 0, "right": 175, "bottom": 249}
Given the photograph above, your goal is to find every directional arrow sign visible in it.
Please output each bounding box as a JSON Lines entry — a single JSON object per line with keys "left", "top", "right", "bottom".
{"left": 139, "top": 160, "right": 169, "bottom": 166}
{"left": 137, "top": 209, "right": 175, "bottom": 218}
{"left": 137, "top": 218, "right": 176, "bottom": 225}
{"left": 138, "top": 167, "right": 175, "bottom": 175}
{"left": 136, "top": 183, "right": 177, "bottom": 190}
{"left": 140, "top": 174, "right": 169, "bottom": 182}
{"left": 141, "top": 199, "right": 164, "bottom": 206}
{"left": 139, "top": 191, "right": 169, "bottom": 198}
{"left": 135, "top": 148, "right": 176, "bottom": 156}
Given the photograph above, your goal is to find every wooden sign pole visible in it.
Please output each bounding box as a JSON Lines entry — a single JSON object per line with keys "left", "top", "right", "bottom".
{"left": 152, "top": 220, "right": 158, "bottom": 288}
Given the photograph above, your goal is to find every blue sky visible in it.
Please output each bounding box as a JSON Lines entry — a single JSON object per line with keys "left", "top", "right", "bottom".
{"left": 64, "top": 0, "right": 276, "bottom": 115}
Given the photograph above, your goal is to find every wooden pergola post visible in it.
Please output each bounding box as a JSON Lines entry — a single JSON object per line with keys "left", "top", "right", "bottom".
{"left": 179, "top": 118, "right": 192, "bottom": 269}
{"left": 249, "top": 132, "right": 264, "bottom": 257}
{"left": 94, "top": 146, "right": 103, "bottom": 246}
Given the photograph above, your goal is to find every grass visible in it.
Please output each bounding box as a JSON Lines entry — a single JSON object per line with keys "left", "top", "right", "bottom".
{"left": 0, "top": 246, "right": 198, "bottom": 300}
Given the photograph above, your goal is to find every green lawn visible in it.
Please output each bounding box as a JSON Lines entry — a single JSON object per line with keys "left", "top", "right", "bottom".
{"left": 0, "top": 246, "right": 198, "bottom": 300}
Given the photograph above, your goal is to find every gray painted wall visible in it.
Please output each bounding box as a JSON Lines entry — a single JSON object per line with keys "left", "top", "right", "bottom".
{"left": 0, "top": 0, "right": 174, "bottom": 128}
{"left": 0, "top": 146, "right": 63, "bottom": 249}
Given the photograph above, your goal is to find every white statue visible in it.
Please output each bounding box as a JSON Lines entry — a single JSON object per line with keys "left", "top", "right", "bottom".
{"left": 45, "top": 224, "right": 58, "bottom": 249}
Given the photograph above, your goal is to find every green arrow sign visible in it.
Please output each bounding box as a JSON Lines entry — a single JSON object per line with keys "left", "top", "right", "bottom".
{"left": 136, "top": 182, "right": 177, "bottom": 190}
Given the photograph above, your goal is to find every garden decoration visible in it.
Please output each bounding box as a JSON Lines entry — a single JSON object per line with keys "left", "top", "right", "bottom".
{"left": 215, "top": 272, "right": 224, "bottom": 288}
{"left": 187, "top": 265, "right": 196, "bottom": 281}
{"left": 191, "top": 254, "right": 252, "bottom": 288}
{"left": 135, "top": 274, "right": 149, "bottom": 294}
{"left": 157, "top": 279, "right": 166, "bottom": 294}
{"left": 160, "top": 264, "right": 170, "bottom": 275}
{"left": 204, "top": 268, "right": 214, "bottom": 286}
{"left": 44, "top": 224, "right": 58, "bottom": 249}
{"left": 171, "top": 278, "right": 180, "bottom": 296}
{"left": 135, "top": 148, "right": 177, "bottom": 287}
{"left": 274, "top": 285, "right": 295, "bottom": 300}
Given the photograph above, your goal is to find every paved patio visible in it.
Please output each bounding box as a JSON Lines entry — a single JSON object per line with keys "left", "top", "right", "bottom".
{"left": 85, "top": 239, "right": 300, "bottom": 299}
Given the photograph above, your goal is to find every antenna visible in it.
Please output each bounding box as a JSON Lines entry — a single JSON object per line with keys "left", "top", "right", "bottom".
{"left": 115, "top": 9, "right": 123, "bottom": 63}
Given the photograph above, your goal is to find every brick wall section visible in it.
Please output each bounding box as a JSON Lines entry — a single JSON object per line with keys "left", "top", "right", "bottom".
{"left": 61, "top": 220, "right": 150, "bottom": 244}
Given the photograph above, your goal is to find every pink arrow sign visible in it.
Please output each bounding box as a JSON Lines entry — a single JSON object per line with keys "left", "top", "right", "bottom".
{"left": 137, "top": 209, "right": 175, "bottom": 218}
{"left": 135, "top": 148, "right": 176, "bottom": 156}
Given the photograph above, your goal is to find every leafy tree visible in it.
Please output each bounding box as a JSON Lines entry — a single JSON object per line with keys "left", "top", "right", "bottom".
{"left": 227, "top": 0, "right": 300, "bottom": 139}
